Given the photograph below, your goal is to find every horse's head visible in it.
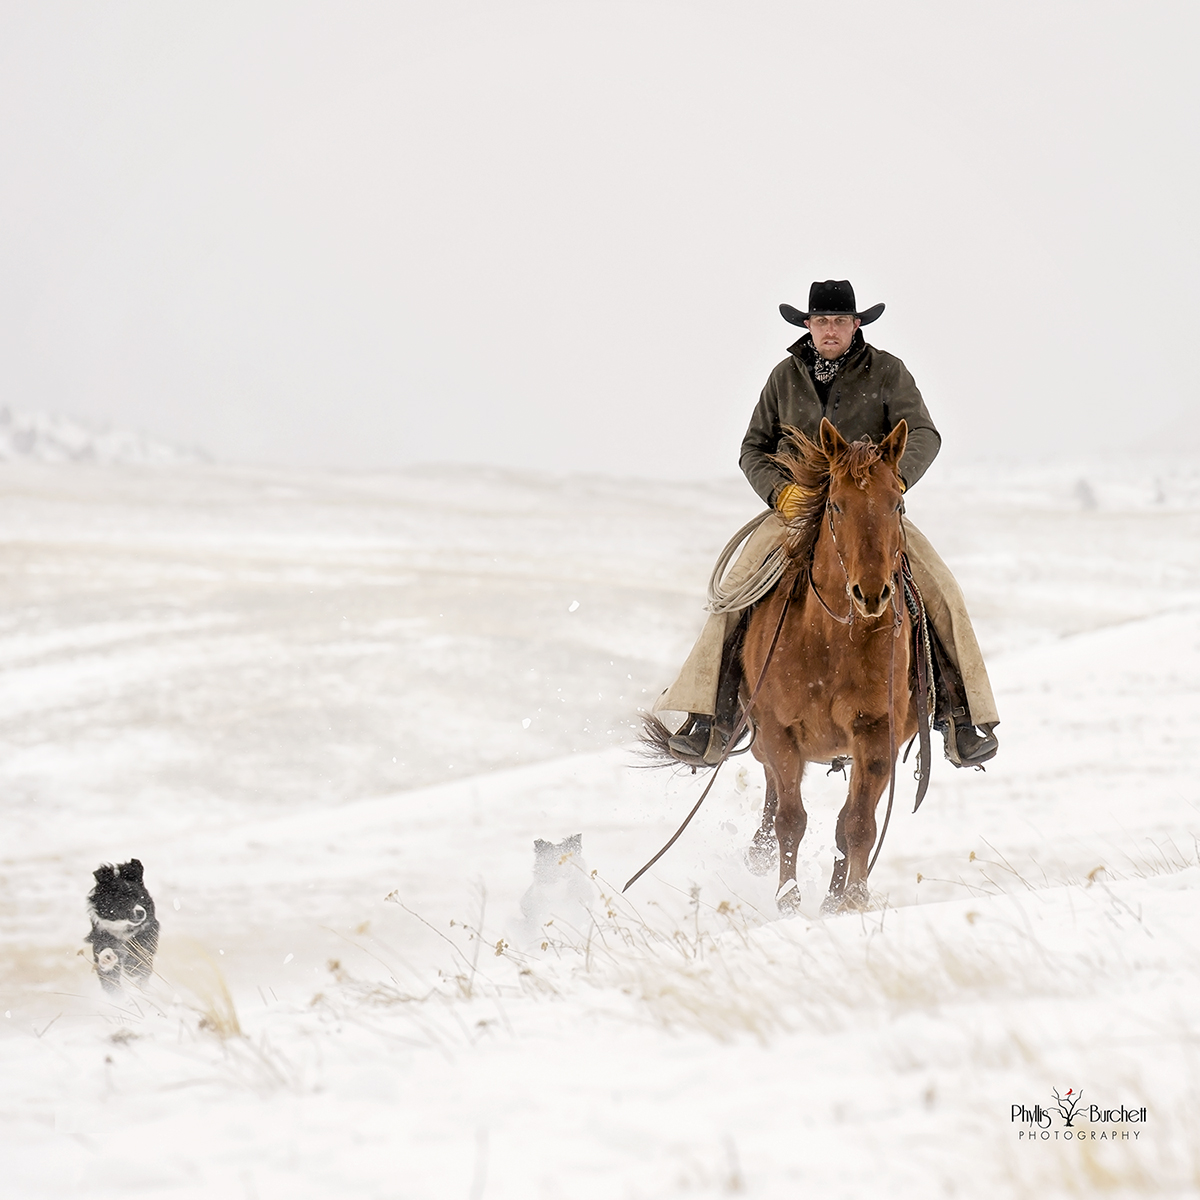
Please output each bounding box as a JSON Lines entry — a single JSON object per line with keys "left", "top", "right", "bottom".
{"left": 820, "top": 417, "right": 908, "bottom": 620}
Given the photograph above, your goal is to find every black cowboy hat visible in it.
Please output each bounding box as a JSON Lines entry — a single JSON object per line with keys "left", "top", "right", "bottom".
{"left": 779, "top": 280, "right": 885, "bottom": 327}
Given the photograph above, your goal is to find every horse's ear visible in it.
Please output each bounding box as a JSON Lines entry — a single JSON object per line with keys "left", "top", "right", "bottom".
{"left": 819, "top": 418, "right": 848, "bottom": 461}
{"left": 881, "top": 419, "right": 908, "bottom": 467}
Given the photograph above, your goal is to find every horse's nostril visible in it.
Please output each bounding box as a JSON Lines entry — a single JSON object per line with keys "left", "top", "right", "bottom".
{"left": 131, "top": 906, "right": 146, "bottom": 923}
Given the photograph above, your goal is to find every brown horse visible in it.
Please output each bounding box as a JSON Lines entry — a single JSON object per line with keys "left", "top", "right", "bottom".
{"left": 743, "top": 417, "right": 917, "bottom": 915}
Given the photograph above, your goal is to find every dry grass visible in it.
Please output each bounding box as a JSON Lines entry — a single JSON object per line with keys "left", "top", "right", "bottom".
{"left": 195, "top": 861, "right": 1200, "bottom": 1196}
{"left": 348, "top": 867, "right": 1093, "bottom": 1044}
{"left": 183, "top": 953, "right": 243, "bottom": 1039}
{"left": 316, "top": 840, "right": 1200, "bottom": 1055}
{"left": 150, "top": 939, "right": 243, "bottom": 1038}
{"left": 127, "top": 937, "right": 308, "bottom": 1094}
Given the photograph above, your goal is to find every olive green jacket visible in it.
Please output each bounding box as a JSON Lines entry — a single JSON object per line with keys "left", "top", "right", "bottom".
{"left": 739, "top": 331, "right": 941, "bottom": 506}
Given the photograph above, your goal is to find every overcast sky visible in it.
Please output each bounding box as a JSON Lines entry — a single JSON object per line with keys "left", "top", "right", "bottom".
{"left": 1, "top": 2, "right": 1196, "bottom": 478}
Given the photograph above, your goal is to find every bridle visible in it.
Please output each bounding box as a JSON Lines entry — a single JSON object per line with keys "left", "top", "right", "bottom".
{"left": 807, "top": 506, "right": 856, "bottom": 626}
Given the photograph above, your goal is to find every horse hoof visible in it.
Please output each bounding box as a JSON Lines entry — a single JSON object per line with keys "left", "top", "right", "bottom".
{"left": 745, "top": 829, "right": 778, "bottom": 876}
{"left": 820, "top": 881, "right": 870, "bottom": 915}
{"left": 775, "top": 878, "right": 802, "bottom": 917}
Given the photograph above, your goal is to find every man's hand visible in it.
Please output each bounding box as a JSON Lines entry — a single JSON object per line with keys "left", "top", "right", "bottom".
{"left": 775, "top": 483, "right": 810, "bottom": 521}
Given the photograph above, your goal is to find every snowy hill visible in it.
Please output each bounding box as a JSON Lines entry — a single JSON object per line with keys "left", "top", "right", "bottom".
{"left": 0, "top": 406, "right": 206, "bottom": 465}
{"left": 1, "top": 458, "right": 1198, "bottom": 1198}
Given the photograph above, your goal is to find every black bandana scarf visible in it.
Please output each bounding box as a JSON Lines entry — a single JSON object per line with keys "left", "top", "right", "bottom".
{"left": 807, "top": 339, "right": 855, "bottom": 384}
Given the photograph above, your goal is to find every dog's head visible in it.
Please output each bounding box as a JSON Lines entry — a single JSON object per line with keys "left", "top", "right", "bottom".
{"left": 531, "top": 835, "right": 583, "bottom": 884}
{"left": 89, "top": 859, "right": 155, "bottom": 930}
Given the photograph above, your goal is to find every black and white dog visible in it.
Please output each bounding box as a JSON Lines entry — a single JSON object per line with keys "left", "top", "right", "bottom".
{"left": 85, "top": 859, "right": 160, "bottom": 993}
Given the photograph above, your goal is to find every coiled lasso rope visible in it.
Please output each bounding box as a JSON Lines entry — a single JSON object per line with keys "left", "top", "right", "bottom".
{"left": 705, "top": 511, "right": 789, "bottom": 615}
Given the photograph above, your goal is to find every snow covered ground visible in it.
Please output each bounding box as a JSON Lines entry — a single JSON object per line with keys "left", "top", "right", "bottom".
{"left": 2, "top": 456, "right": 1199, "bottom": 1198}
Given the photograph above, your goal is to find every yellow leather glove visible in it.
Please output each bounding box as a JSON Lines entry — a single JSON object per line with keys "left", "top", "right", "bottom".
{"left": 775, "top": 483, "right": 810, "bottom": 521}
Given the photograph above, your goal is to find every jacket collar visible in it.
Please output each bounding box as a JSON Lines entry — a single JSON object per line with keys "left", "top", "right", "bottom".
{"left": 788, "top": 328, "right": 867, "bottom": 368}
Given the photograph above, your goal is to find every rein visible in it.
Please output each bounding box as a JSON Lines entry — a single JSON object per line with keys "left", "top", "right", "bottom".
{"left": 866, "top": 565, "right": 904, "bottom": 877}
{"left": 622, "top": 569, "right": 800, "bottom": 893}
{"left": 808, "top": 505, "right": 855, "bottom": 626}
{"left": 807, "top": 565, "right": 854, "bottom": 626}
{"left": 861, "top": 546, "right": 936, "bottom": 870}
{"left": 902, "top": 555, "right": 934, "bottom": 813}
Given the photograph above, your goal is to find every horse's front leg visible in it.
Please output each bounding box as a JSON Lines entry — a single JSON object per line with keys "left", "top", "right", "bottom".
{"left": 824, "top": 722, "right": 892, "bottom": 913}
{"left": 766, "top": 738, "right": 807, "bottom": 916}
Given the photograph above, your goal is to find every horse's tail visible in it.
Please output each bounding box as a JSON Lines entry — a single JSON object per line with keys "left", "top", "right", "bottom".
{"left": 637, "top": 712, "right": 683, "bottom": 766}
{"left": 635, "top": 712, "right": 720, "bottom": 771}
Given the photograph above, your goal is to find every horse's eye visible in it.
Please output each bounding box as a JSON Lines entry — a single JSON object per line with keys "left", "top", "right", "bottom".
{"left": 830, "top": 502, "right": 842, "bottom": 515}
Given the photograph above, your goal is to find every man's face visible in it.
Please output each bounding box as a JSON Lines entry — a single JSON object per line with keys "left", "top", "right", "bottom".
{"left": 805, "top": 313, "right": 861, "bottom": 360}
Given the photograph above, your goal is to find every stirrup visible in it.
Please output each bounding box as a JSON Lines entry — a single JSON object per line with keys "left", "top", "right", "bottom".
{"left": 666, "top": 715, "right": 727, "bottom": 766}
{"left": 943, "top": 711, "right": 998, "bottom": 768}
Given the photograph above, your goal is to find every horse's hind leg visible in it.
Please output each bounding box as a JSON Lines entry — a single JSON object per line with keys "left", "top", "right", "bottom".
{"left": 826, "top": 805, "right": 850, "bottom": 901}
{"left": 744, "top": 776, "right": 779, "bottom": 876}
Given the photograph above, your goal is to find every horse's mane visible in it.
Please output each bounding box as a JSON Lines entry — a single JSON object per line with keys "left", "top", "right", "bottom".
{"left": 770, "top": 426, "right": 887, "bottom": 567}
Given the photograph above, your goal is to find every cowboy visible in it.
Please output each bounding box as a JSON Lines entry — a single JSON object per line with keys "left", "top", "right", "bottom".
{"left": 655, "top": 279, "right": 999, "bottom": 768}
